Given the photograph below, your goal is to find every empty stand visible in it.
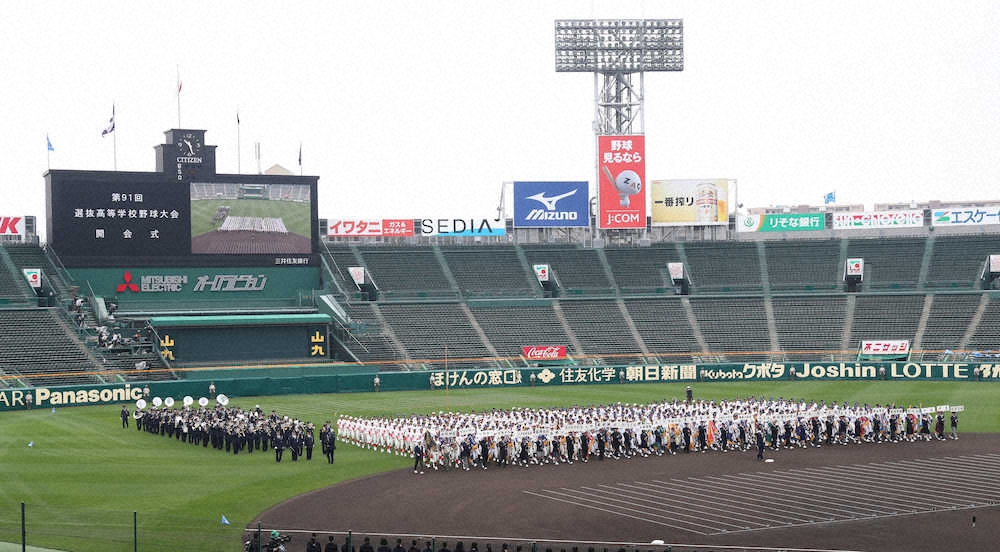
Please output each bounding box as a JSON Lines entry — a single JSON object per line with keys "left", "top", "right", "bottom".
{"left": 845, "top": 237, "right": 925, "bottom": 289}
{"left": 920, "top": 294, "right": 982, "bottom": 359}
{"left": 772, "top": 296, "right": 847, "bottom": 361}
{"left": 379, "top": 302, "right": 494, "bottom": 369}
{"left": 926, "top": 235, "right": 998, "bottom": 288}
{"left": 623, "top": 298, "right": 700, "bottom": 362}
{"left": 848, "top": 294, "right": 925, "bottom": 349}
{"left": 341, "top": 302, "right": 406, "bottom": 368}
{"left": 0, "top": 309, "right": 99, "bottom": 385}
{"left": 469, "top": 302, "right": 573, "bottom": 365}
{"left": 442, "top": 247, "right": 534, "bottom": 296}
{"left": 688, "top": 297, "right": 771, "bottom": 361}
{"left": 358, "top": 247, "right": 453, "bottom": 292}
{"left": 603, "top": 246, "right": 679, "bottom": 292}
{"left": 966, "top": 295, "right": 1000, "bottom": 352}
{"left": 683, "top": 242, "right": 763, "bottom": 293}
{"left": 559, "top": 299, "right": 642, "bottom": 364}
{"left": 764, "top": 240, "right": 841, "bottom": 290}
{"left": 522, "top": 246, "right": 613, "bottom": 292}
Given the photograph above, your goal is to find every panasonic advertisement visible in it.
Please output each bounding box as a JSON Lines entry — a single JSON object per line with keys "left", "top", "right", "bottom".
{"left": 513, "top": 181, "right": 590, "bottom": 228}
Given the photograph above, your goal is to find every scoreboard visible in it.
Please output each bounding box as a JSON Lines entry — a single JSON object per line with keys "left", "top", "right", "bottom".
{"left": 45, "top": 129, "right": 319, "bottom": 268}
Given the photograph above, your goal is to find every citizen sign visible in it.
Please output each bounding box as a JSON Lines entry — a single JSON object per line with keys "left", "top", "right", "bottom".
{"left": 522, "top": 346, "right": 567, "bottom": 360}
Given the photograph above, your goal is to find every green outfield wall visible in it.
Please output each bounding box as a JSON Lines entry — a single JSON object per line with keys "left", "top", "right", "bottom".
{"left": 1, "top": 361, "right": 997, "bottom": 411}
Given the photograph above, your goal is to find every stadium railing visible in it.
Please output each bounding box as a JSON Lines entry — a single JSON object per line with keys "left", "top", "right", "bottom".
{"left": 244, "top": 528, "right": 863, "bottom": 552}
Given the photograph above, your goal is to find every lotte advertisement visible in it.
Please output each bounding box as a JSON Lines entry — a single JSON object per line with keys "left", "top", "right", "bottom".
{"left": 598, "top": 135, "right": 645, "bottom": 229}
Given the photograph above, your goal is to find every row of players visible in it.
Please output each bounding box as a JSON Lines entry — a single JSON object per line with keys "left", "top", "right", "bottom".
{"left": 336, "top": 399, "right": 960, "bottom": 473}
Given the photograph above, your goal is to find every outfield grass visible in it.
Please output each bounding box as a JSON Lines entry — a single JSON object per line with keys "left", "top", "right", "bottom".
{"left": 190, "top": 198, "right": 311, "bottom": 238}
{"left": 1, "top": 381, "right": 997, "bottom": 551}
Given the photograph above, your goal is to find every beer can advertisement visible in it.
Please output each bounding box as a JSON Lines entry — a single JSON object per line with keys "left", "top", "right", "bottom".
{"left": 597, "top": 135, "right": 645, "bottom": 229}
{"left": 651, "top": 179, "right": 731, "bottom": 226}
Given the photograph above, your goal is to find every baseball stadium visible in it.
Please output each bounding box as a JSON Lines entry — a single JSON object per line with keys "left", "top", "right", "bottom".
{"left": 4, "top": 10, "right": 1000, "bottom": 552}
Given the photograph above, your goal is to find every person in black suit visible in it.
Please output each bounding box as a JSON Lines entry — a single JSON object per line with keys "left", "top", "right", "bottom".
{"left": 377, "top": 538, "right": 391, "bottom": 552}
{"left": 305, "top": 428, "right": 315, "bottom": 460}
{"left": 596, "top": 430, "right": 606, "bottom": 460}
{"left": 682, "top": 424, "right": 692, "bottom": 453}
{"left": 274, "top": 430, "right": 284, "bottom": 463}
{"left": 307, "top": 534, "right": 323, "bottom": 552}
{"left": 359, "top": 537, "right": 374, "bottom": 552}
{"left": 413, "top": 443, "right": 425, "bottom": 474}
{"left": 755, "top": 426, "right": 766, "bottom": 461}
{"left": 121, "top": 405, "right": 129, "bottom": 429}
{"left": 325, "top": 537, "right": 338, "bottom": 552}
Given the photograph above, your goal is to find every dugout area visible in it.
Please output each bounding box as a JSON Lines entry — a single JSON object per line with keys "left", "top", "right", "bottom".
{"left": 257, "top": 433, "right": 1000, "bottom": 552}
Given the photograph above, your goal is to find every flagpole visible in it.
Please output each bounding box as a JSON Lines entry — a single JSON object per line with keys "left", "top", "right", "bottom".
{"left": 236, "top": 109, "right": 241, "bottom": 174}
{"left": 113, "top": 102, "right": 118, "bottom": 171}
{"left": 176, "top": 65, "right": 181, "bottom": 127}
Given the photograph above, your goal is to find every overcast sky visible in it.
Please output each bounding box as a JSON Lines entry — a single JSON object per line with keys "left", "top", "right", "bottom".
{"left": 3, "top": 1, "right": 999, "bottom": 230}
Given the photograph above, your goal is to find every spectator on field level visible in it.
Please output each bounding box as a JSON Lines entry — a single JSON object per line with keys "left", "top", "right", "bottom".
{"left": 393, "top": 538, "right": 405, "bottom": 552}
{"left": 437, "top": 542, "right": 449, "bottom": 552}
{"left": 422, "top": 543, "right": 432, "bottom": 552}
{"left": 430, "top": 373, "right": 435, "bottom": 389}
{"left": 377, "top": 538, "right": 391, "bottom": 552}
{"left": 142, "top": 385, "right": 150, "bottom": 399}
{"left": 307, "top": 534, "right": 322, "bottom": 552}
{"left": 341, "top": 538, "right": 356, "bottom": 552}
{"left": 25, "top": 393, "right": 33, "bottom": 410}
{"left": 360, "top": 537, "right": 374, "bottom": 552}
{"left": 325, "top": 536, "right": 338, "bottom": 552}
{"left": 121, "top": 405, "right": 129, "bottom": 428}
{"left": 618, "top": 369, "right": 624, "bottom": 384}
{"left": 407, "top": 540, "right": 420, "bottom": 552}
{"left": 209, "top": 381, "right": 216, "bottom": 396}
{"left": 529, "top": 373, "right": 536, "bottom": 387}
{"left": 373, "top": 375, "right": 380, "bottom": 392}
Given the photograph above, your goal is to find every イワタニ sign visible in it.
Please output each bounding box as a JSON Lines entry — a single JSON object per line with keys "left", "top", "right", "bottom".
{"left": 651, "top": 179, "right": 731, "bottom": 226}
{"left": 597, "top": 135, "right": 645, "bottom": 229}
{"left": 737, "top": 213, "right": 825, "bottom": 232}
{"left": 513, "top": 181, "right": 589, "bottom": 228}
{"left": 328, "top": 219, "right": 414, "bottom": 237}
{"left": 932, "top": 206, "right": 1000, "bottom": 227}
{"left": 522, "top": 346, "right": 567, "bottom": 361}
{"left": 832, "top": 210, "right": 923, "bottom": 230}
{"left": 22, "top": 268, "right": 41, "bottom": 289}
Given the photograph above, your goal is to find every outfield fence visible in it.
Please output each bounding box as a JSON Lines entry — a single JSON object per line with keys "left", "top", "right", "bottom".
{"left": 1, "top": 502, "right": 238, "bottom": 552}
{"left": 244, "top": 528, "right": 864, "bottom": 552}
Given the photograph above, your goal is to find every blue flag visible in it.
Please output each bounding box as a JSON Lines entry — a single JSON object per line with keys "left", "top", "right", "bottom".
{"left": 220, "top": 514, "right": 230, "bottom": 526}
{"left": 28, "top": 441, "right": 33, "bottom": 447}
{"left": 824, "top": 192, "right": 835, "bottom": 204}
{"left": 102, "top": 104, "right": 115, "bottom": 137}
{"left": 46, "top": 134, "right": 54, "bottom": 152}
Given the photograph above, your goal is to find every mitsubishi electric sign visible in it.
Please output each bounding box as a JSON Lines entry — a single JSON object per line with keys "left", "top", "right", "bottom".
{"left": 513, "top": 181, "right": 589, "bottom": 228}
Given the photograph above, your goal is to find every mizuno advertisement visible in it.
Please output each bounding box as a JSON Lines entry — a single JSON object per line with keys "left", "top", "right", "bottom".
{"left": 513, "top": 181, "right": 589, "bottom": 228}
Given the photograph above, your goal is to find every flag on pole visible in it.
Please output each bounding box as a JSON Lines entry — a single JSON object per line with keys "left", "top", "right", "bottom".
{"left": 824, "top": 191, "right": 835, "bottom": 204}
{"left": 298, "top": 142, "right": 302, "bottom": 167}
{"left": 236, "top": 110, "right": 240, "bottom": 125}
{"left": 220, "top": 514, "right": 230, "bottom": 526}
{"left": 101, "top": 104, "right": 116, "bottom": 137}
{"left": 46, "top": 134, "right": 54, "bottom": 152}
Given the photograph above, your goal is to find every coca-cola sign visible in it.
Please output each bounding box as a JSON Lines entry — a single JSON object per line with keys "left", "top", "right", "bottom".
{"left": 522, "top": 346, "right": 567, "bottom": 361}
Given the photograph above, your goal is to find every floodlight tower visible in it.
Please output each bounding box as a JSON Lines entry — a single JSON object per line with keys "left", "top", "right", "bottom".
{"left": 555, "top": 19, "right": 683, "bottom": 237}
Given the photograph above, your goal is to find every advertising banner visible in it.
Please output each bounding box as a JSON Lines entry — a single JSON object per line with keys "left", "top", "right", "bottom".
{"left": 522, "top": 346, "right": 567, "bottom": 361}
{"left": 833, "top": 210, "right": 923, "bottom": 230}
{"left": 418, "top": 218, "right": 506, "bottom": 237}
{"left": 597, "top": 135, "right": 645, "bottom": 229}
{"left": 0, "top": 216, "right": 25, "bottom": 235}
{"left": 667, "top": 262, "right": 684, "bottom": 281}
{"left": 860, "top": 340, "right": 910, "bottom": 355}
{"left": 990, "top": 255, "right": 1000, "bottom": 274}
{"left": 650, "top": 179, "right": 730, "bottom": 226}
{"left": 845, "top": 258, "right": 864, "bottom": 278}
{"left": 737, "top": 213, "right": 825, "bottom": 232}
{"left": 513, "top": 181, "right": 589, "bottom": 228}
{"left": 932, "top": 206, "right": 1000, "bottom": 227}
{"left": 532, "top": 264, "right": 550, "bottom": 283}
{"left": 328, "top": 219, "right": 414, "bottom": 237}
{"left": 22, "top": 268, "right": 41, "bottom": 289}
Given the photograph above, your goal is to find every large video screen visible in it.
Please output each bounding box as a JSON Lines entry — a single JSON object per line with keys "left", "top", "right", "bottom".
{"left": 47, "top": 173, "right": 318, "bottom": 268}
{"left": 190, "top": 182, "right": 312, "bottom": 254}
